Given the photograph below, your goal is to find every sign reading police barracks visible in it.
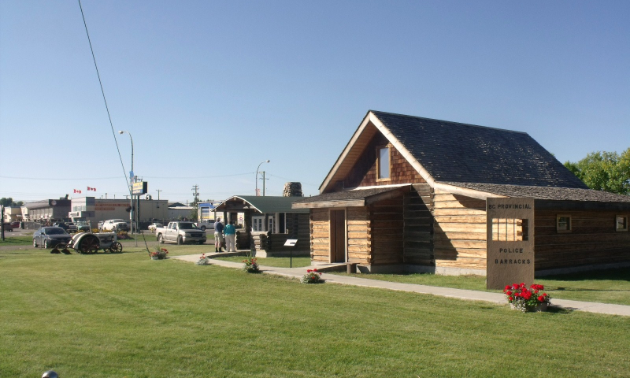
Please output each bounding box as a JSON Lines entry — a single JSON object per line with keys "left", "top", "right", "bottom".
{"left": 486, "top": 198, "right": 535, "bottom": 290}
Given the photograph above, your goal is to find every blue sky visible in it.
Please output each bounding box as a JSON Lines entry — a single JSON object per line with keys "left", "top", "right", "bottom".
{"left": 1, "top": 0, "right": 628, "bottom": 203}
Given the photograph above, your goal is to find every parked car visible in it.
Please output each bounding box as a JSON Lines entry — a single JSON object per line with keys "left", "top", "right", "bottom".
{"left": 53, "top": 222, "right": 78, "bottom": 232}
{"left": 33, "top": 227, "right": 73, "bottom": 248}
{"left": 155, "top": 221, "right": 206, "bottom": 245}
{"left": 194, "top": 220, "right": 215, "bottom": 231}
{"left": 10, "top": 221, "right": 20, "bottom": 229}
{"left": 100, "top": 219, "right": 130, "bottom": 232}
{"left": 2, "top": 223, "right": 13, "bottom": 232}
{"left": 148, "top": 223, "right": 163, "bottom": 233}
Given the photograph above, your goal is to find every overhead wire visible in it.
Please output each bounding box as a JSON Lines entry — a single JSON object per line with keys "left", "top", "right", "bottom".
{"left": 77, "top": 0, "right": 130, "bottom": 196}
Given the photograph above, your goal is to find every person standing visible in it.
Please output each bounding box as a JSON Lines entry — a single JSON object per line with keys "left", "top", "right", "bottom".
{"left": 224, "top": 220, "right": 236, "bottom": 252}
{"left": 214, "top": 218, "right": 224, "bottom": 252}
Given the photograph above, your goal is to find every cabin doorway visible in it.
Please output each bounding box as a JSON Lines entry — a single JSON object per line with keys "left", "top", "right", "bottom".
{"left": 330, "top": 210, "right": 346, "bottom": 263}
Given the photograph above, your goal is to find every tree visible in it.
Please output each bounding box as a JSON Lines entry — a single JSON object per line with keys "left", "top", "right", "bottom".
{"left": 0, "top": 198, "right": 24, "bottom": 207}
{"left": 0, "top": 197, "right": 13, "bottom": 207}
{"left": 564, "top": 148, "right": 630, "bottom": 195}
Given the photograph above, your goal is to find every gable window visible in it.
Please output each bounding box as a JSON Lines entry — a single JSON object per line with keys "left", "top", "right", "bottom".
{"left": 557, "top": 215, "right": 572, "bottom": 233}
{"left": 617, "top": 215, "right": 628, "bottom": 232}
{"left": 377, "top": 145, "right": 390, "bottom": 180}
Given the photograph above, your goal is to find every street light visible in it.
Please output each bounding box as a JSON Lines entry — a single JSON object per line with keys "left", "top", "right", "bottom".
{"left": 119, "top": 130, "right": 134, "bottom": 232}
{"left": 255, "top": 160, "right": 270, "bottom": 196}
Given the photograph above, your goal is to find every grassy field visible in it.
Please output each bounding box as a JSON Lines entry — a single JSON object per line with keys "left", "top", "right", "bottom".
{"left": 1, "top": 245, "right": 629, "bottom": 377}
{"left": 330, "top": 268, "right": 630, "bottom": 306}
{"left": 214, "top": 255, "right": 312, "bottom": 268}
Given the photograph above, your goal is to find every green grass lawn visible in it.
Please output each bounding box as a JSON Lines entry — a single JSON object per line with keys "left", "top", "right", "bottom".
{"left": 0, "top": 235, "right": 32, "bottom": 246}
{"left": 214, "top": 255, "right": 312, "bottom": 268}
{"left": 331, "top": 267, "right": 630, "bottom": 306}
{"left": 1, "top": 246, "right": 629, "bottom": 377}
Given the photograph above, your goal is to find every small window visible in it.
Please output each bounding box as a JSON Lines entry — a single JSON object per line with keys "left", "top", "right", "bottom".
{"left": 491, "top": 218, "right": 528, "bottom": 241}
{"left": 377, "top": 146, "right": 390, "bottom": 180}
{"left": 617, "top": 215, "right": 628, "bottom": 232}
{"left": 557, "top": 215, "right": 572, "bottom": 233}
{"left": 252, "top": 216, "right": 264, "bottom": 232}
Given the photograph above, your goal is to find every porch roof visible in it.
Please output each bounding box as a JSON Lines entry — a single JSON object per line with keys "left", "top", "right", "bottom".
{"left": 292, "top": 186, "right": 410, "bottom": 209}
{"left": 215, "top": 196, "right": 309, "bottom": 214}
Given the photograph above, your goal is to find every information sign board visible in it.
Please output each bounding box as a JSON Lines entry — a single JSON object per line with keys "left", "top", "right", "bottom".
{"left": 486, "top": 198, "right": 535, "bottom": 290}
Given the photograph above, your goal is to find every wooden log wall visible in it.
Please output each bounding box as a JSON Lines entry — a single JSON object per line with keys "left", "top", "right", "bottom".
{"left": 310, "top": 209, "right": 330, "bottom": 263}
{"left": 433, "top": 189, "right": 488, "bottom": 270}
{"left": 347, "top": 207, "right": 371, "bottom": 264}
{"left": 263, "top": 214, "right": 310, "bottom": 253}
{"left": 534, "top": 210, "right": 630, "bottom": 270}
{"left": 403, "top": 184, "right": 434, "bottom": 265}
{"left": 369, "top": 199, "right": 403, "bottom": 265}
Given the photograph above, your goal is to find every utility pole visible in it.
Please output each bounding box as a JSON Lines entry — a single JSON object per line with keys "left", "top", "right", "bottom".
{"left": 191, "top": 185, "right": 199, "bottom": 204}
{"left": 1, "top": 205, "right": 5, "bottom": 241}
{"left": 260, "top": 171, "right": 269, "bottom": 196}
{"left": 156, "top": 190, "right": 162, "bottom": 200}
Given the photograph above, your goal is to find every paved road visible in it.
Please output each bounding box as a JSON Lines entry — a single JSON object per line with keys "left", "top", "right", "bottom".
{"left": 173, "top": 252, "right": 630, "bottom": 317}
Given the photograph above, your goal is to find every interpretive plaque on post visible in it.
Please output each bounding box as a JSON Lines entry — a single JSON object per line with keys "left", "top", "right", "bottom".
{"left": 486, "top": 198, "right": 535, "bottom": 290}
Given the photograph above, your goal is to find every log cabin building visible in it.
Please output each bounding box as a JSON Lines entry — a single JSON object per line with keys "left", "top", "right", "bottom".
{"left": 214, "top": 195, "right": 310, "bottom": 257}
{"left": 293, "top": 111, "right": 630, "bottom": 276}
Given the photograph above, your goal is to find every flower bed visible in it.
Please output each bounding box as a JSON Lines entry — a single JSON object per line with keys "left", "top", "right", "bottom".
{"left": 242, "top": 254, "right": 259, "bottom": 273}
{"left": 301, "top": 269, "right": 323, "bottom": 284}
{"left": 196, "top": 253, "right": 210, "bottom": 265}
{"left": 150, "top": 247, "right": 168, "bottom": 260}
{"left": 504, "top": 283, "right": 550, "bottom": 312}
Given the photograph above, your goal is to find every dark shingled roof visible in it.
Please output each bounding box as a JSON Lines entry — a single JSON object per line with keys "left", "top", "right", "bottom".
{"left": 445, "top": 182, "right": 630, "bottom": 203}
{"left": 372, "top": 111, "right": 588, "bottom": 189}
{"left": 294, "top": 187, "right": 401, "bottom": 204}
{"left": 216, "top": 196, "right": 309, "bottom": 213}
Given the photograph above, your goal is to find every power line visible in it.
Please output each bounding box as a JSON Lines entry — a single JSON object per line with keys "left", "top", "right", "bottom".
{"left": 0, "top": 176, "right": 122, "bottom": 181}
{"left": 77, "top": 0, "right": 130, "bottom": 196}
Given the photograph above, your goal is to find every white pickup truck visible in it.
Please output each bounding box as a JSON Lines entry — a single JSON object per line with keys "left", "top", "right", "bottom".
{"left": 155, "top": 221, "right": 207, "bottom": 245}
{"left": 194, "top": 220, "right": 215, "bottom": 231}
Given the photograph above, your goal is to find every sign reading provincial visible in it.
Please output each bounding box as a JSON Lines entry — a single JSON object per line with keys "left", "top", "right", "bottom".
{"left": 486, "top": 197, "right": 534, "bottom": 290}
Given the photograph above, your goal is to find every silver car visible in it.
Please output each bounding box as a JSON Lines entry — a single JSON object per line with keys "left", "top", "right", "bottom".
{"left": 33, "top": 227, "right": 73, "bottom": 249}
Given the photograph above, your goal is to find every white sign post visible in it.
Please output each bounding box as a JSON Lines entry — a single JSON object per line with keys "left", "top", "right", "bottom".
{"left": 284, "top": 239, "right": 298, "bottom": 268}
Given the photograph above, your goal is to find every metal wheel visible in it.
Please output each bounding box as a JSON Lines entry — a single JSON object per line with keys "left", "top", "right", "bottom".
{"left": 157, "top": 234, "right": 164, "bottom": 244}
{"left": 177, "top": 236, "right": 183, "bottom": 245}
{"left": 79, "top": 235, "right": 100, "bottom": 254}
{"left": 201, "top": 226, "right": 206, "bottom": 231}
{"left": 109, "top": 242, "right": 122, "bottom": 253}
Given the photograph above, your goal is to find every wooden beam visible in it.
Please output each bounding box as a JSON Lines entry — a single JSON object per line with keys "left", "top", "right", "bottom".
{"left": 293, "top": 200, "right": 365, "bottom": 209}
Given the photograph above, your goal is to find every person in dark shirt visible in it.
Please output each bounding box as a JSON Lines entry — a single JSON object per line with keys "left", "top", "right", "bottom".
{"left": 214, "top": 218, "right": 224, "bottom": 252}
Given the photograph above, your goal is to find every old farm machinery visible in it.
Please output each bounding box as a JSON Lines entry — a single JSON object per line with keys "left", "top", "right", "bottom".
{"left": 55, "top": 231, "right": 123, "bottom": 254}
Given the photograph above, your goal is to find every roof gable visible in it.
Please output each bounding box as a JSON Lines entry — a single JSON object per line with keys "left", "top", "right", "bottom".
{"left": 320, "top": 111, "right": 587, "bottom": 193}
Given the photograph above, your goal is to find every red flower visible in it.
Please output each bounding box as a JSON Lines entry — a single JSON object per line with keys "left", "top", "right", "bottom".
{"left": 538, "top": 295, "right": 545, "bottom": 302}
{"left": 506, "top": 290, "right": 512, "bottom": 296}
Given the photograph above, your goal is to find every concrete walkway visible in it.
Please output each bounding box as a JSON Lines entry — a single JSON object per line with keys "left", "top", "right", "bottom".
{"left": 172, "top": 253, "right": 630, "bottom": 317}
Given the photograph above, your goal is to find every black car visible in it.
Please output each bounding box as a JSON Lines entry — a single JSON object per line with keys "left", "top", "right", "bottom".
{"left": 33, "top": 227, "right": 73, "bottom": 249}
